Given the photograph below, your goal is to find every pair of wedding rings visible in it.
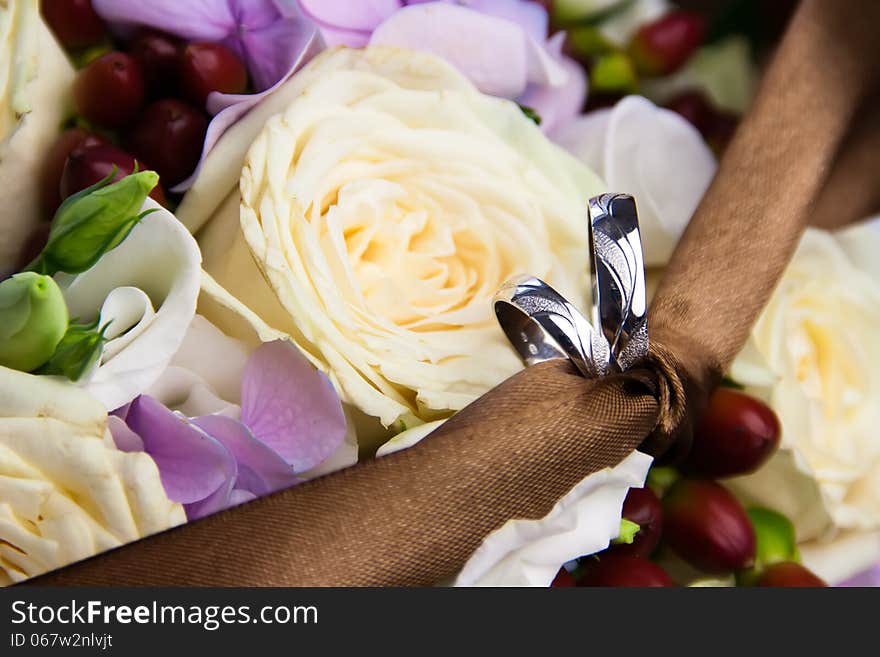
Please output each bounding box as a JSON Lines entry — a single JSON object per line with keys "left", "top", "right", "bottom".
{"left": 494, "top": 194, "right": 648, "bottom": 378}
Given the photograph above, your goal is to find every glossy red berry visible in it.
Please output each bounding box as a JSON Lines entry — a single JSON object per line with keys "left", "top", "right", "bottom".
{"left": 74, "top": 52, "right": 145, "bottom": 129}
{"left": 757, "top": 562, "right": 827, "bottom": 587}
{"left": 41, "top": 128, "right": 109, "bottom": 215}
{"left": 126, "top": 99, "right": 208, "bottom": 188}
{"left": 663, "top": 478, "right": 756, "bottom": 574}
{"left": 550, "top": 568, "right": 577, "bottom": 587}
{"left": 609, "top": 487, "right": 663, "bottom": 558}
{"left": 42, "top": 0, "right": 107, "bottom": 50}
{"left": 628, "top": 10, "right": 706, "bottom": 77}
{"left": 60, "top": 144, "right": 166, "bottom": 206}
{"left": 578, "top": 555, "right": 673, "bottom": 587}
{"left": 129, "top": 30, "right": 182, "bottom": 99}
{"left": 179, "top": 42, "right": 248, "bottom": 107}
{"left": 684, "top": 388, "right": 781, "bottom": 478}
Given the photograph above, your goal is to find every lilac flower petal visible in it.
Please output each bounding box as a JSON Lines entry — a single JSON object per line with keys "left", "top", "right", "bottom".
{"left": 370, "top": 3, "right": 530, "bottom": 98}
{"left": 236, "top": 11, "right": 321, "bottom": 91}
{"left": 192, "top": 414, "right": 300, "bottom": 497}
{"left": 125, "top": 395, "right": 236, "bottom": 505}
{"left": 240, "top": 341, "right": 346, "bottom": 472}
{"left": 839, "top": 563, "right": 880, "bottom": 587}
{"left": 108, "top": 415, "right": 144, "bottom": 453}
{"left": 468, "top": 0, "right": 548, "bottom": 42}
{"left": 92, "top": 0, "right": 235, "bottom": 42}
{"left": 297, "top": 0, "right": 399, "bottom": 31}
{"left": 172, "top": 30, "right": 323, "bottom": 192}
{"left": 519, "top": 52, "right": 587, "bottom": 133}
{"left": 229, "top": 489, "right": 258, "bottom": 506}
{"left": 184, "top": 478, "right": 235, "bottom": 520}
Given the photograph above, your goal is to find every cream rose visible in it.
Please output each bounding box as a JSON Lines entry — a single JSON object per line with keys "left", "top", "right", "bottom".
{"left": 730, "top": 222, "right": 880, "bottom": 541}
{"left": 0, "top": 0, "right": 74, "bottom": 272}
{"left": 188, "top": 47, "right": 604, "bottom": 434}
{"left": 0, "top": 366, "right": 185, "bottom": 585}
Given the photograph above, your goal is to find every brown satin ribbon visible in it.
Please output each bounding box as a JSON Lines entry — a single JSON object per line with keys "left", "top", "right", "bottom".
{"left": 30, "top": 0, "right": 880, "bottom": 587}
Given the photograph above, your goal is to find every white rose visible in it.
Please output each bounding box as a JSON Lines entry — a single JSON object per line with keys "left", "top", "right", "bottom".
{"left": 0, "top": 0, "right": 74, "bottom": 272}
{"left": 0, "top": 366, "right": 185, "bottom": 585}
{"left": 730, "top": 221, "right": 880, "bottom": 541}
{"left": 553, "top": 96, "right": 716, "bottom": 266}
{"left": 186, "top": 47, "right": 604, "bottom": 436}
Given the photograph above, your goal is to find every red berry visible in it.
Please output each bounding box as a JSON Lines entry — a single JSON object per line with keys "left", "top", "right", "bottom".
{"left": 684, "top": 388, "right": 780, "bottom": 479}
{"left": 41, "top": 128, "right": 109, "bottom": 216}
{"left": 179, "top": 43, "right": 248, "bottom": 107}
{"left": 757, "top": 562, "right": 827, "bottom": 587}
{"left": 629, "top": 10, "right": 706, "bottom": 77}
{"left": 74, "top": 52, "right": 145, "bottom": 129}
{"left": 609, "top": 487, "right": 663, "bottom": 558}
{"left": 126, "top": 99, "right": 208, "bottom": 187}
{"left": 551, "top": 568, "right": 577, "bottom": 587}
{"left": 42, "top": 0, "right": 107, "bottom": 50}
{"left": 666, "top": 91, "right": 714, "bottom": 133}
{"left": 129, "top": 30, "right": 182, "bottom": 99}
{"left": 60, "top": 144, "right": 166, "bottom": 206}
{"left": 663, "top": 479, "right": 756, "bottom": 574}
{"left": 578, "top": 555, "right": 673, "bottom": 587}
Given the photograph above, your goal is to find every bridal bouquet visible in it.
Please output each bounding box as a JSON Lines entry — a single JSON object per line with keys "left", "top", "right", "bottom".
{"left": 1, "top": 0, "right": 877, "bottom": 587}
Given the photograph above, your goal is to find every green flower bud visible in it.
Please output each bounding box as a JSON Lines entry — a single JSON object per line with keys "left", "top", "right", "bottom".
{"left": 0, "top": 273, "right": 69, "bottom": 372}
{"left": 612, "top": 518, "right": 641, "bottom": 545}
{"left": 37, "top": 320, "right": 110, "bottom": 382}
{"left": 737, "top": 507, "right": 799, "bottom": 586}
{"left": 28, "top": 170, "right": 159, "bottom": 277}
{"left": 591, "top": 52, "right": 639, "bottom": 94}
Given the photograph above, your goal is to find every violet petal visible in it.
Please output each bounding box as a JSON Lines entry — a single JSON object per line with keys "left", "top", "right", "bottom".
{"left": 192, "top": 414, "right": 300, "bottom": 497}
{"left": 240, "top": 341, "right": 346, "bottom": 472}
{"left": 92, "top": 0, "right": 236, "bottom": 41}
{"left": 125, "top": 395, "right": 237, "bottom": 505}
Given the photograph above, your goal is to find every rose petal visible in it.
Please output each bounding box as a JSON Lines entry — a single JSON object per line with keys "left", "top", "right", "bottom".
{"left": 192, "top": 414, "right": 300, "bottom": 497}
{"left": 240, "top": 340, "right": 346, "bottom": 472}
{"left": 92, "top": 0, "right": 236, "bottom": 41}
{"left": 125, "top": 396, "right": 236, "bottom": 506}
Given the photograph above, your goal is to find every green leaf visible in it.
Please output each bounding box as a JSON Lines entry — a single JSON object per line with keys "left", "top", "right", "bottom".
{"left": 518, "top": 104, "right": 542, "bottom": 125}
{"left": 553, "top": 0, "right": 637, "bottom": 29}
{"left": 737, "top": 507, "right": 799, "bottom": 586}
{"left": 37, "top": 320, "right": 110, "bottom": 382}
{"left": 612, "top": 518, "right": 641, "bottom": 545}
{"left": 28, "top": 170, "right": 160, "bottom": 277}
{"left": 720, "top": 376, "right": 745, "bottom": 390}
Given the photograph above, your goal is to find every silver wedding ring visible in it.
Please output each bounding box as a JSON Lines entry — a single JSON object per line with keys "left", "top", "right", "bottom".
{"left": 494, "top": 193, "right": 648, "bottom": 377}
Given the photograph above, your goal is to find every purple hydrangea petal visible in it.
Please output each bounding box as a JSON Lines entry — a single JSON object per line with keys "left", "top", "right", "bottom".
{"left": 519, "top": 51, "right": 587, "bottom": 133}
{"left": 235, "top": 9, "right": 323, "bottom": 91}
{"left": 298, "top": 0, "right": 399, "bottom": 32}
{"left": 192, "top": 414, "right": 300, "bottom": 497}
{"left": 370, "top": 3, "right": 530, "bottom": 98}
{"left": 184, "top": 477, "right": 236, "bottom": 520}
{"left": 467, "top": 0, "right": 548, "bottom": 42}
{"left": 240, "top": 341, "right": 346, "bottom": 472}
{"left": 125, "top": 395, "right": 237, "bottom": 506}
{"left": 92, "top": 0, "right": 236, "bottom": 42}
{"left": 107, "top": 415, "right": 145, "bottom": 452}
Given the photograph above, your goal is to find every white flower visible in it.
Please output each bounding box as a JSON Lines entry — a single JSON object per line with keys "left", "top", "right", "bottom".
{"left": 186, "top": 47, "right": 604, "bottom": 437}
{"left": 0, "top": 365, "right": 185, "bottom": 585}
{"left": 455, "top": 451, "right": 652, "bottom": 586}
{"left": 553, "top": 95, "right": 716, "bottom": 266}
{"left": 0, "top": 0, "right": 74, "bottom": 272}
{"left": 58, "top": 202, "right": 202, "bottom": 411}
{"left": 730, "top": 221, "right": 880, "bottom": 540}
